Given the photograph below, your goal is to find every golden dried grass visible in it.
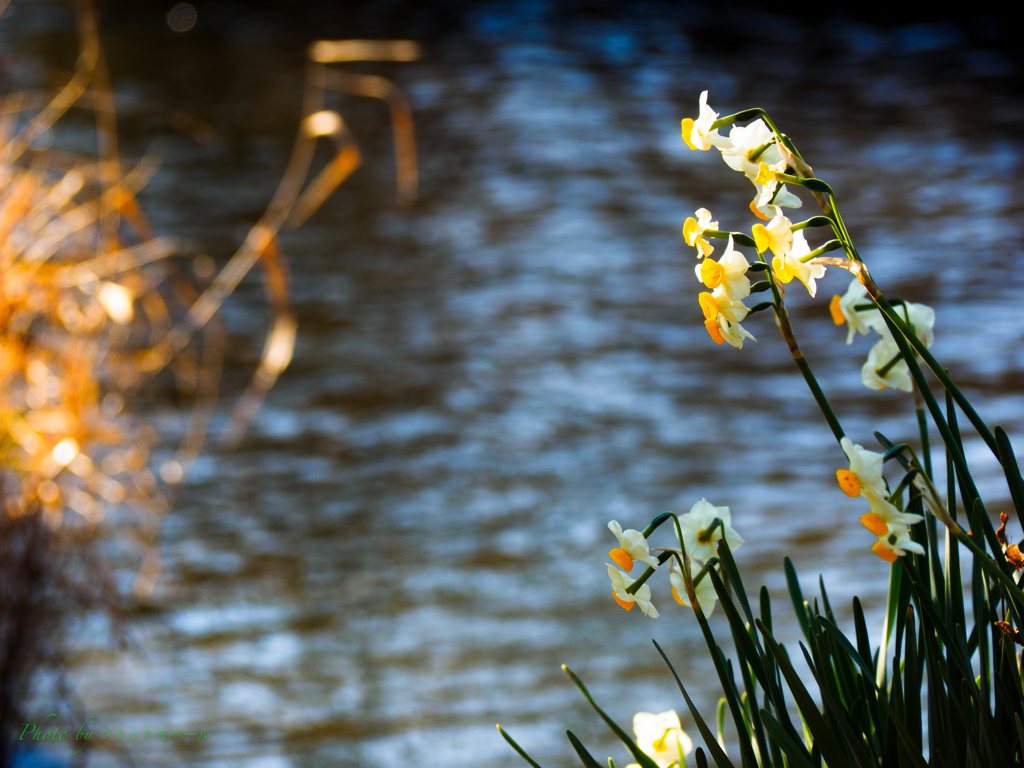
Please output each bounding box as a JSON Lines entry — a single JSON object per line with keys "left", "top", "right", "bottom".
{"left": 0, "top": 0, "right": 419, "bottom": 596}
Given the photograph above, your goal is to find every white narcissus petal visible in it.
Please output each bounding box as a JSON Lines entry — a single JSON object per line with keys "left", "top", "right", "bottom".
{"left": 862, "top": 337, "right": 912, "bottom": 392}
{"left": 840, "top": 437, "right": 888, "bottom": 498}
{"left": 631, "top": 711, "right": 693, "bottom": 768}
{"left": 838, "top": 278, "right": 883, "bottom": 344}
{"left": 677, "top": 499, "right": 743, "bottom": 563}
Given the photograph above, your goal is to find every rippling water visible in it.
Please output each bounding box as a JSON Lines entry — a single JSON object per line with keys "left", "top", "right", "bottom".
{"left": 7, "top": 3, "right": 1024, "bottom": 766}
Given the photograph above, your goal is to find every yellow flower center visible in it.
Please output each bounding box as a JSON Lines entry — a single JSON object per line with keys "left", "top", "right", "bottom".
{"left": 829, "top": 295, "right": 845, "bottom": 326}
{"left": 652, "top": 729, "right": 675, "bottom": 753}
{"left": 680, "top": 118, "right": 698, "bottom": 150}
{"left": 698, "top": 292, "right": 719, "bottom": 320}
{"left": 699, "top": 258, "right": 724, "bottom": 289}
{"left": 672, "top": 586, "right": 687, "bottom": 606}
{"left": 860, "top": 513, "right": 888, "bottom": 537}
{"left": 614, "top": 593, "right": 635, "bottom": 610}
{"left": 683, "top": 217, "right": 698, "bottom": 246}
{"left": 755, "top": 162, "right": 775, "bottom": 185}
{"left": 704, "top": 318, "right": 725, "bottom": 345}
{"left": 609, "top": 548, "right": 634, "bottom": 572}
{"left": 772, "top": 254, "right": 794, "bottom": 284}
{"left": 752, "top": 223, "right": 770, "bottom": 254}
{"left": 697, "top": 527, "right": 714, "bottom": 544}
{"left": 836, "top": 469, "right": 861, "bottom": 497}
{"left": 871, "top": 542, "right": 898, "bottom": 563}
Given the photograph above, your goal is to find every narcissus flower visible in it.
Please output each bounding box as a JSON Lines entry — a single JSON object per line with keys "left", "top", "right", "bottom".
{"left": 830, "top": 278, "right": 883, "bottom": 344}
{"left": 695, "top": 235, "right": 750, "bottom": 301}
{"left": 720, "top": 119, "right": 783, "bottom": 176}
{"left": 682, "top": 208, "right": 718, "bottom": 258}
{"left": 771, "top": 230, "right": 826, "bottom": 297}
{"left": 752, "top": 211, "right": 793, "bottom": 259}
{"left": 607, "top": 520, "right": 659, "bottom": 572}
{"left": 837, "top": 437, "right": 888, "bottom": 499}
{"left": 681, "top": 91, "right": 730, "bottom": 151}
{"left": 669, "top": 560, "right": 718, "bottom": 617}
{"left": 607, "top": 565, "right": 659, "bottom": 617}
{"left": 871, "top": 525, "right": 925, "bottom": 562}
{"left": 677, "top": 499, "right": 744, "bottom": 563}
{"left": 861, "top": 336, "right": 912, "bottom": 392}
{"left": 626, "top": 710, "right": 693, "bottom": 768}
{"left": 859, "top": 492, "right": 923, "bottom": 542}
{"left": 898, "top": 302, "right": 935, "bottom": 348}
{"left": 698, "top": 291, "right": 755, "bottom": 348}
{"left": 751, "top": 182, "right": 802, "bottom": 221}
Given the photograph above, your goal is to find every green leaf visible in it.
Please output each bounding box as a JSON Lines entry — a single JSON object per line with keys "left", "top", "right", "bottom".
{"left": 707, "top": 568, "right": 767, "bottom": 688}
{"left": 566, "top": 731, "right": 606, "bottom": 768}
{"left": 497, "top": 725, "right": 545, "bottom": 768}
{"left": 784, "top": 557, "right": 811, "bottom": 642}
{"left": 754, "top": 620, "right": 851, "bottom": 768}
{"left": 996, "top": 426, "right": 1024, "bottom": 532}
{"left": 747, "top": 301, "right": 775, "bottom": 314}
{"left": 801, "top": 178, "right": 833, "bottom": 194}
{"left": 562, "top": 665, "right": 661, "bottom": 768}
{"left": 749, "top": 280, "right": 772, "bottom": 294}
{"left": 802, "top": 215, "right": 834, "bottom": 228}
{"left": 903, "top": 608, "right": 921, "bottom": 752}
{"left": 747, "top": 262, "right": 769, "bottom": 272}
{"left": 652, "top": 640, "right": 737, "bottom": 768}
{"left": 797, "top": 644, "right": 875, "bottom": 768}
{"left": 759, "top": 709, "right": 814, "bottom": 768}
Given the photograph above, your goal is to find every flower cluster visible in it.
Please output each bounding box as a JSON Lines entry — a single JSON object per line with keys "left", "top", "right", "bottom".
{"left": 625, "top": 710, "right": 693, "bottom": 768}
{"left": 605, "top": 500, "right": 743, "bottom": 618}
{"left": 681, "top": 91, "right": 802, "bottom": 221}
{"left": 681, "top": 92, "right": 840, "bottom": 350}
{"left": 837, "top": 437, "right": 924, "bottom": 562}
{"left": 829, "top": 279, "right": 935, "bottom": 393}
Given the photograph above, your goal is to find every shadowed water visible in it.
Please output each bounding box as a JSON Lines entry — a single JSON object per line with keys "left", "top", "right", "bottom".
{"left": 5, "top": 3, "right": 1024, "bottom": 766}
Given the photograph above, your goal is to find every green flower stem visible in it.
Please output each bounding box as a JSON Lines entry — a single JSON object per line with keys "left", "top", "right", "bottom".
{"left": 759, "top": 254, "right": 845, "bottom": 444}
{"left": 624, "top": 550, "right": 673, "bottom": 595}
{"left": 871, "top": 296, "right": 1010, "bottom": 572}
{"left": 876, "top": 351, "right": 904, "bottom": 378}
{"left": 916, "top": 404, "right": 933, "bottom": 481}
{"left": 799, "top": 240, "right": 843, "bottom": 263}
{"left": 791, "top": 216, "right": 840, "bottom": 237}
{"left": 872, "top": 291, "right": 999, "bottom": 460}
{"left": 793, "top": 355, "right": 844, "bottom": 445}
{"left": 747, "top": 140, "right": 775, "bottom": 162}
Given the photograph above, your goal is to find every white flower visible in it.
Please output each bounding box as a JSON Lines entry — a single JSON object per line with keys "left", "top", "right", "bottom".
{"left": 669, "top": 560, "right": 718, "bottom": 617}
{"left": 751, "top": 182, "right": 802, "bottom": 220}
{"left": 607, "top": 565, "right": 659, "bottom": 618}
{"left": 860, "top": 491, "right": 923, "bottom": 538}
{"left": 751, "top": 210, "right": 793, "bottom": 259}
{"left": 698, "top": 290, "right": 755, "bottom": 349}
{"left": 897, "top": 302, "right": 935, "bottom": 348}
{"left": 830, "top": 278, "right": 883, "bottom": 344}
{"left": 626, "top": 710, "right": 693, "bottom": 768}
{"left": 861, "top": 336, "right": 912, "bottom": 392}
{"left": 695, "top": 235, "right": 751, "bottom": 301}
{"left": 607, "top": 520, "right": 659, "bottom": 572}
{"left": 677, "top": 499, "right": 743, "bottom": 563}
{"left": 720, "top": 119, "right": 784, "bottom": 176}
{"left": 682, "top": 208, "right": 718, "bottom": 259}
{"left": 837, "top": 437, "right": 888, "bottom": 499}
{"left": 871, "top": 525, "right": 925, "bottom": 563}
{"left": 715, "top": 316, "right": 756, "bottom": 349}
{"left": 681, "top": 91, "right": 731, "bottom": 151}
{"left": 772, "top": 230, "right": 826, "bottom": 297}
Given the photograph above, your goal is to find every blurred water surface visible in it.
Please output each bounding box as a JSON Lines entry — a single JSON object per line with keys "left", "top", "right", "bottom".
{"left": 5, "top": 2, "right": 1024, "bottom": 766}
